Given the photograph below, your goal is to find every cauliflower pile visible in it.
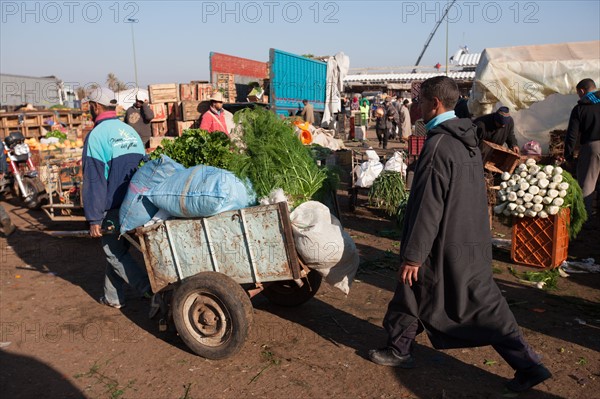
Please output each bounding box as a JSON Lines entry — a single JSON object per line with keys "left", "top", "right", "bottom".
{"left": 494, "top": 158, "right": 568, "bottom": 219}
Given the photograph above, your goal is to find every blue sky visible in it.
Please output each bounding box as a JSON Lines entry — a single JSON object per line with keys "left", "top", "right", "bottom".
{"left": 1, "top": 0, "right": 599, "bottom": 87}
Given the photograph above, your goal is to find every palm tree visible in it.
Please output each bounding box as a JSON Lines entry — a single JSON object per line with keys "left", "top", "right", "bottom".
{"left": 76, "top": 87, "right": 87, "bottom": 100}
{"left": 115, "top": 81, "right": 129, "bottom": 92}
{"left": 106, "top": 73, "right": 119, "bottom": 91}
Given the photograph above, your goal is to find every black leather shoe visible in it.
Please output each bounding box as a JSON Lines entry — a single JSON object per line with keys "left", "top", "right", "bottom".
{"left": 506, "top": 364, "right": 552, "bottom": 392}
{"left": 368, "top": 347, "right": 415, "bottom": 368}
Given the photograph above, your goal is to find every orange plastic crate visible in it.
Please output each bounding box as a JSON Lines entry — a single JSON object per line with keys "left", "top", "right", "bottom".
{"left": 511, "top": 208, "right": 570, "bottom": 269}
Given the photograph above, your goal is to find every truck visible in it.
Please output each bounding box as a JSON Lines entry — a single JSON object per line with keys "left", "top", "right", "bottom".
{"left": 210, "top": 49, "right": 328, "bottom": 124}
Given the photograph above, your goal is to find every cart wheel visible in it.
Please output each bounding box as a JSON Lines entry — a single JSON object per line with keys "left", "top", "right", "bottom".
{"left": 262, "top": 270, "right": 322, "bottom": 307}
{"left": 172, "top": 272, "right": 253, "bottom": 360}
{"left": 22, "top": 177, "right": 46, "bottom": 210}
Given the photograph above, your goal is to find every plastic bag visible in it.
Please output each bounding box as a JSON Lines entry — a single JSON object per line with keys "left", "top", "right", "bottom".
{"left": 384, "top": 151, "right": 407, "bottom": 177}
{"left": 145, "top": 165, "right": 256, "bottom": 218}
{"left": 522, "top": 140, "right": 542, "bottom": 156}
{"left": 290, "top": 201, "right": 359, "bottom": 294}
{"left": 119, "top": 155, "right": 185, "bottom": 234}
{"left": 353, "top": 149, "right": 383, "bottom": 187}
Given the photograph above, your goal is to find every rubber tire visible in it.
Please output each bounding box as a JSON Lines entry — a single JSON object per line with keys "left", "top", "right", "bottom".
{"left": 172, "top": 272, "right": 253, "bottom": 360}
{"left": 22, "top": 177, "right": 46, "bottom": 210}
{"left": 262, "top": 270, "right": 322, "bottom": 307}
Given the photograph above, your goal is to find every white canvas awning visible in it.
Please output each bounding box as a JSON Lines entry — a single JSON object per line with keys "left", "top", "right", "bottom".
{"left": 468, "top": 41, "right": 600, "bottom": 151}
{"left": 469, "top": 41, "right": 600, "bottom": 115}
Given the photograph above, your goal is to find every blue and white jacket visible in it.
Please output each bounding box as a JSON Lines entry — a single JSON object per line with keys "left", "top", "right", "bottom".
{"left": 82, "top": 112, "right": 145, "bottom": 225}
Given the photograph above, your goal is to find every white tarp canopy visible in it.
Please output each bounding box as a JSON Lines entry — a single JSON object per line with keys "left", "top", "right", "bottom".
{"left": 322, "top": 52, "right": 350, "bottom": 126}
{"left": 115, "top": 88, "right": 149, "bottom": 110}
{"left": 468, "top": 41, "right": 600, "bottom": 151}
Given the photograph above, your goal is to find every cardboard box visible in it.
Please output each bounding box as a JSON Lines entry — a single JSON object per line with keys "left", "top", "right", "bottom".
{"left": 150, "top": 103, "right": 167, "bottom": 122}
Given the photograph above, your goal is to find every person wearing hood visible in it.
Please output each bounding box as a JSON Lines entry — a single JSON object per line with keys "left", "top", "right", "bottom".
{"left": 368, "top": 76, "right": 551, "bottom": 393}
{"left": 564, "top": 78, "right": 600, "bottom": 227}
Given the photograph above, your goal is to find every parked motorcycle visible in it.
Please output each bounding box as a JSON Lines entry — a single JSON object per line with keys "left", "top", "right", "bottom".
{"left": 0, "top": 131, "right": 46, "bottom": 209}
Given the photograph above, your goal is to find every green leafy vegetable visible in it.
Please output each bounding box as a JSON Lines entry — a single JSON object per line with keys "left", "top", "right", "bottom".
{"left": 230, "top": 108, "right": 327, "bottom": 206}
{"left": 46, "top": 130, "right": 67, "bottom": 142}
{"left": 369, "top": 171, "right": 409, "bottom": 216}
{"left": 149, "top": 129, "right": 235, "bottom": 169}
{"left": 561, "top": 170, "right": 587, "bottom": 239}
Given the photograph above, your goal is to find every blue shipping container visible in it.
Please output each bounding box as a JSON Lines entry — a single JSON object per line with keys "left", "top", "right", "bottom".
{"left": 269, "top": 49, "right": 327, "bottom": 117}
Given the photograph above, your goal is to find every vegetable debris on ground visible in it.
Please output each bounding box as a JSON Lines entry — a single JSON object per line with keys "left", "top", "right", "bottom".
{"left": 230, "top": 108, "right": 328, "bottom": 206}
{"left": 368, "top": 171, "right": 408, "bottom": 216}
{"left": 149, "top": 129, "right": 235, "bottom": 169}
{"left": 509, "top": 266, "right": 560, "bottom": 290}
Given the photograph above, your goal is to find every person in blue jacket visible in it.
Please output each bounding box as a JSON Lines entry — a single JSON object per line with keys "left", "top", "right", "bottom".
{"left": 83, "top": 87, "right": 151, "bottom": 308}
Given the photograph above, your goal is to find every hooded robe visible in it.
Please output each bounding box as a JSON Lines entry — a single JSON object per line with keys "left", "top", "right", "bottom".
{"left": 384, "top": 118, "right": 520, "bottom": 349}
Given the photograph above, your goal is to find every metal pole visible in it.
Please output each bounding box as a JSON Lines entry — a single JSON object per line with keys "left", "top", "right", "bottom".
{"left": 445, "top": 0, "right": 449, "bottom": 76}
{"left": 128, "top": 18, "right": 139, "bottom": 87}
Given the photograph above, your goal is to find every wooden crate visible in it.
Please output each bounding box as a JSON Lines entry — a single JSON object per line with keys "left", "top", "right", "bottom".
{"left": 148, "top": 83, "right": 179, "bottom": 103}
{"left": 166, "top": 102, "right": 181, "bottom": 120}
{"left": 151, "top": 121, "right": 168, "bottom": 137}
{"left": 149, "top": 103, "right": 167, "bottom": 121}
{"left": 481, "top": 140, "right": 521, "bottom": 174}
{"left": 181, "top": 101, "right": 203, "bottom": 121}
{"left": 174, "top": 121, "right": 194, "bottom": 136}
{"left": 198, "top": 84, "right": 214, "bottom": 101}
{"left": 149, "top": 136, "right": 175, "bottom": 149}
{"left": 179, "top": 84, "right": 197, "bottom": 101}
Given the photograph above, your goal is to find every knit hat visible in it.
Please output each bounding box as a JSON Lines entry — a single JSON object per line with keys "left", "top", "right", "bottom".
{"left": 495, "top": 106, "right": 511, "bottom": 125}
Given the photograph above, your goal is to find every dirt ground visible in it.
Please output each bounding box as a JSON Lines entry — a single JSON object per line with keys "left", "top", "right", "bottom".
{"left": 1, "top": 134, "right": 599, "bottom": 399}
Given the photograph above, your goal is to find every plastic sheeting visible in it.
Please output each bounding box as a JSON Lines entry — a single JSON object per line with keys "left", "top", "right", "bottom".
{"left": 468, "top": 41, "right": 600, "bottom": 150}
{"left": 322, "top": 52, "right": 350, "bottom": 126}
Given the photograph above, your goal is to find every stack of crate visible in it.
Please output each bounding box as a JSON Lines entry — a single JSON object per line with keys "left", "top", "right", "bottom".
{"left": 147, "top": 82, "right": 217, "bottom": 143}
{"left": 148, "top": 83, "right": 179, "bottom": 140}
{"left": 215, "top": 73, "right": 237, "bottom": 103}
